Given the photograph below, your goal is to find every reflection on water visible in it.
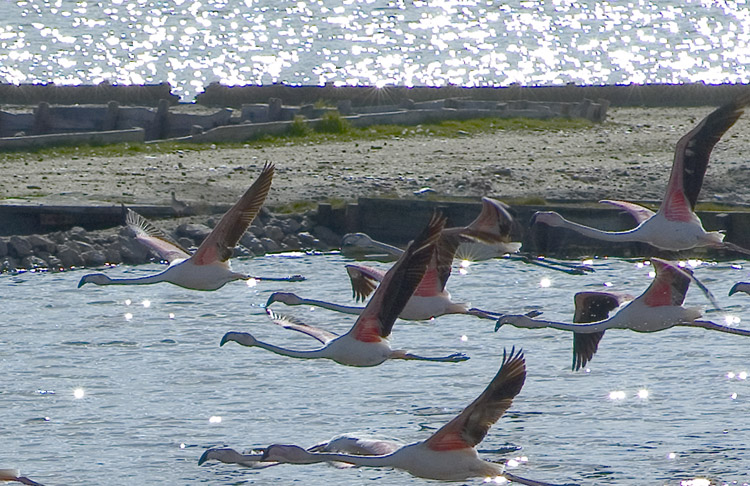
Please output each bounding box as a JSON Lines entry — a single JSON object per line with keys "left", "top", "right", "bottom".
{"left": 2, "top": 254, "right": 750, "bottom": 485}
{"left": 2, "top": 1, "right": 749, "bottom": 100}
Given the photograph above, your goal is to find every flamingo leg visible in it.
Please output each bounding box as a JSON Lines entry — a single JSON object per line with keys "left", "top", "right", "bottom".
{"left": 504, "top": 254, "right": 594, "bottom": 275}
{"left": 503, "top": 471, "right": 579, "bottom": 486}
{"left": 252, "top": 274, "right": 307, "bottom": 282}
{"left": 688, "top": 320, "right": 750, "bottom": 336}
{"left": 390, "top": 350, "right": 470, "bottom": 362}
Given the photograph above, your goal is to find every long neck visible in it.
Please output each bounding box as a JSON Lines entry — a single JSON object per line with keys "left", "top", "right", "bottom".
{"left": 297, "top": 298, "right": 364, "bottom": 315}
{"left": 280, "top": 450, "right": 397, "bottom": 467}
{"left": 508, "top": 315, "right": 610, "bottom": 333}
{"left": 554, "top": 218, "right": 643, "bottom": 243}
{"left": 254, "top": 340, "right": 330, "bottom": 360}
{"left": 93, "top": 273, "right": 168, "bottom": 286}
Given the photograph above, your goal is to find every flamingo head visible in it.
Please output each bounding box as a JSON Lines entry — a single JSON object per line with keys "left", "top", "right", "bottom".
{"left": 265, "top": 292, "right": 301, "bottom": 307}
{"left": 220, "top": 332, "right": 258, "bottom": 347}
{"left": 531, "top": 211, "right": 566, "bottom": 228}
{"left": 0, "top": 470, "right": 43, "bottom": 486}
{"left": 729, "top": 282, "right": 750, "bottom": 297}
{"left": 77, "top": 273, "right": 112, "bottom": 287}
{"left": 261, "top": 444, "right": 313, "bottom": 464}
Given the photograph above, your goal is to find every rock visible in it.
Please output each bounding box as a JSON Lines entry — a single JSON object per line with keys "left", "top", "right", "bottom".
{"left": 0, "top": 238, "right": 7, "bottom": 258}
{"left": 114, "top": 235, "right": 150, "bottom": 263}
{"left": 0, "top": 257, "right": 19, "bottom": 273}
{"left": 248, "top": 224, "right": 265, "bottom": 237}
{"left": 26, "top": 234, "right": 57, "bottom": 253}
{"left": 312, "top": 225, "right": 341, "bottom": 246}
{"left": 44, "top": 254, "right": 64, "bottom": 270}
{"left": 68, "top": 226, "right": 93, "bottom": 243}
{"left": 56, "top": 245, "right": 85, "bottom": 268}
{"left": 260, "top": 237, "right": 281, "bottom": 253}
{"left": 8, "top": 236, "right": 33, "bottom": 258}
{"left": 21, "top": 255, "right": 48, "bottom": 270}
{"left": 177, "top": 237, "right": 195, "bottom": 250}
{"left": 282, "top": 234, "right": 301, "bottom": 250}
{"left": 278, "top": 217, "right": 301, "bottom": 234}
{"left": 240, "top": 233, "right": 265, "bottom": 255}
{"left": 82, "top": 250, "right": 108, "bottom": 267}
{"left": 104, "top": 247, "right": 123, "bottom": 264}
{"left": 176, "top": 223, "right": 212, "bottom": 243}
{"left": 265, "top": 224, "right": 285, "bottom": 242}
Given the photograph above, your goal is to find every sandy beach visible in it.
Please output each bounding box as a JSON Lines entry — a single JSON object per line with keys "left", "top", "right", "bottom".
{"left": 2, "top": 105, "right": 750, "bottom": 210}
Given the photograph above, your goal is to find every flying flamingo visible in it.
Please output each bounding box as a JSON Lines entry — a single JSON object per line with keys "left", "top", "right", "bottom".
{"left": 532, "top": 95, "right": 750, "bottom": 253}
{"left": 220, "top": 213, "right": 469, "bottom": 366}
{"left": 200, "top": 348, "right": 572, "bottom": 486}
{"left": 0, "top": 470, "right": 43, "bottom": 486}
{"left": 78, "top": 163, "right": 304, "bottom": 290}
{"left": 497, "top": 259, "right": 750, "bottom": 356}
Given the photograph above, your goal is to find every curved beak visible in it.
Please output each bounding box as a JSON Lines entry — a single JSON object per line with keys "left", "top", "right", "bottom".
{"left": 198, "top": 450, "right": 211, "bottom": 466}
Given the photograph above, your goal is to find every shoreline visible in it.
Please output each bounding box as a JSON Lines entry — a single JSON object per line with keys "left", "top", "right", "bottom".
{"left": 2, "top": 105, "right": 750, "bottom": 209}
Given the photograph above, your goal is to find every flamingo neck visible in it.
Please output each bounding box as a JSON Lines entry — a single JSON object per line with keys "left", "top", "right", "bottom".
{"left": 89, "top": 272, "right": 168, "bottom": 286}
{"left": 551, "top": 217, "right": 643, "bottom": 243}
{"left": 297, "top": 298, "right": 364, "bottom": 315}
{"left": 278, "top": 449, "right": 398, "bottom": 467}
{"left": 253, "top": 340, "right": 330, "bottom": 360}
{"left": 505, "top": 314, "right": 610, "bottom": 333}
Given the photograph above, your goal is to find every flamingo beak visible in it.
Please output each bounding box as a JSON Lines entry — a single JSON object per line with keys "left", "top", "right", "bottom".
{"left": 494, "top": 319, "right": 505, "bottom": 332}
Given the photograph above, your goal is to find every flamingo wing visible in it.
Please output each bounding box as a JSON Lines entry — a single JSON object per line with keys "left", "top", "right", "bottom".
{"left": 424, "top": 347, "right": 526, "bottom": 451}
{"left": 571, "top": 291, "right": 631, "bottom": 371}
{"left": 660, "top": 95, "right": 749, "bottom": 220}
{"left": 345, "top": 264, "right": 384, "bottom": 302}
{"left": 642, "top": 259, "right": 691, "bottom": 307}
{"left": 192, "top": 163, "right": 274, "bottom": 265}
{"left": 598, "top": 200, "right": 655, "bottom": 225}
{"left": 265, "top": 308, "right": 338, "bottom": 344}
{"left": 348, "top": 213, "right": 445, "bottom": 341}
{"left": 464, "top": 197, "right": 515, "bottom": 243}
{"left": 126, "top": 209, "right": 192, "bottom": 263}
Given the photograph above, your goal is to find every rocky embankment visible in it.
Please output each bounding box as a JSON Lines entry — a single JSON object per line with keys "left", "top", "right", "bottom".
{"left": 0, "top": 208, "right": 338, "bottom": 273}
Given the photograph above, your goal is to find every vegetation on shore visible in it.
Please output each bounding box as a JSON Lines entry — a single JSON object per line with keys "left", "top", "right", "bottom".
{"left": 0, "top": 115, "right": 592, "bottom": 162}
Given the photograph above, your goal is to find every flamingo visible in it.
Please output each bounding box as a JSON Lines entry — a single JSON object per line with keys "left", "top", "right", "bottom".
{"left": 532, "top": 95, "right": 750, "bottom": 253}
{"left": 78, "top": 163, "right": 304, "bottom": 290}
{"left": 220, "top": 213, "right": 469, "bottom": 366}
{"left": 0, "top": 470, "right": 43, "bottom": 486}
{"left": 497, "top": 259, "right": 750, "bottom": 356}
{"left": 200, "top": 348, "right": 572, "bottom": 486}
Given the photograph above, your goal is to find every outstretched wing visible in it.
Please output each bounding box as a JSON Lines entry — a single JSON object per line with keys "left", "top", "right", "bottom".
{"left": 599, "top": 200, "right": 655, "bottom": 225}
{"left": 126, "top": 209, "right": 192, "bottom": 263}
{"left": 192, "top": 163, "right": 274, "bottom": 265}
{"left": 642, "top": 259, "right": 692, "bottom": 307}
{"left": 571, "top": 291, "right": 630, "bottom": 371}
{"left": 424, "top": 347, "right": 525, "bottom": 451}
{"left": 265, "top": 308, "right": 338, "bottom": 344}
{"left": 348, "top": 212, "right": 445, "bottom": 341}
{"left": 345, "top": 264, "right": 384, "bottom": 302}
{"left": 660, "top": 95, "right": 749, "bottom": 220}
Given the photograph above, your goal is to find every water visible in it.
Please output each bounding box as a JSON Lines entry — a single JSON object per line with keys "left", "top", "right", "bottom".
{"left": 2, "top": 1, "right": 749, "bottom": 101}
{"left": 2, "top": 253, "right": 750, "bottom": 485}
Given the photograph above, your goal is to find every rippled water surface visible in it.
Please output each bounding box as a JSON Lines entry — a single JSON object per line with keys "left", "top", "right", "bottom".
{"left": 2, "top": 254, "right": 750, "bottom": 485}
{"left": 2, "top": 1, "right": 749, "bottom": 100}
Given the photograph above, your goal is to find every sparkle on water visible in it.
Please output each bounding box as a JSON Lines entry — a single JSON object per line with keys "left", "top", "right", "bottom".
{"left": 3, "top": 1, "right": 750, "bottom": 100}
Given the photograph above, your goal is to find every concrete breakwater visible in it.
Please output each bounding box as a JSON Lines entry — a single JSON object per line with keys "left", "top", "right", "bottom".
{"left": 2, "top": 197, "right": 750, "bottom": 275}
{"left": 0, "top": 97, "right": 606, "bottom": 150}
